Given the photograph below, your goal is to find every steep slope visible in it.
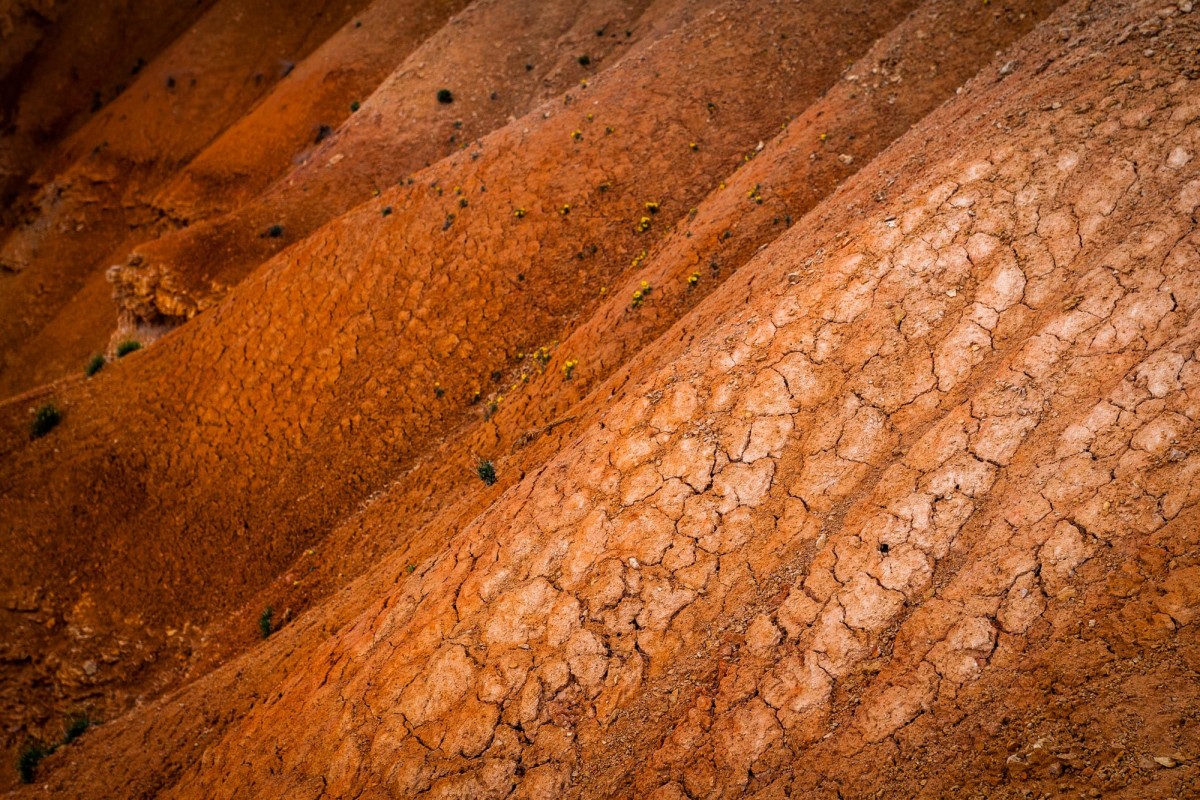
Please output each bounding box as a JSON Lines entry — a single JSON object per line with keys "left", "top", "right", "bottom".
{"left": 5, "top": 0, "right": 1198, "bottom": 797}
{"left": 160, "top": 0, "right": 1062, "bottom": 691}
{"left": 0, "top": 0, "right": 928, "bottom": 779}
{"left": 0, "top": 0, "right": 370, "bottom": 395}
{"left": 0, "top": 0, "right": 213, "bottom": 211}
{"left": 98, "top": 0, "right": 662, "bottom": 354}
{"left": 0, "top": 0, "right": 666, "bottom": 397}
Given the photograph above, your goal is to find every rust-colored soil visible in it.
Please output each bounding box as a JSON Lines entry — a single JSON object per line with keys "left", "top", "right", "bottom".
{"left": 1, "top": 0, "right": 1199, "bottom": 797}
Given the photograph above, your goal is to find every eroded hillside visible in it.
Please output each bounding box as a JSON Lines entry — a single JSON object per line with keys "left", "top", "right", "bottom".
{"left": 1, "top": 0, "right": 1198, "bottom": 797}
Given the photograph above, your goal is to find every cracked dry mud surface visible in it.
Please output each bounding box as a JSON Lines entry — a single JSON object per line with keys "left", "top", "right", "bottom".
{"left": 1, "top": 0, "right": 1199, "bottom": 797}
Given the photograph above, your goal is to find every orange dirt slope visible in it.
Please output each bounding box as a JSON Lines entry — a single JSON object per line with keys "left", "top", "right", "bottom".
{"left": 2, "top": 0, "right": 1199, "bottom": 797}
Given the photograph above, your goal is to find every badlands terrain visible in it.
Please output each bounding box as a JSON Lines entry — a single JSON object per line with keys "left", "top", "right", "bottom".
{"left": 1, "top": 0, "right": 1199, "bottom": 796}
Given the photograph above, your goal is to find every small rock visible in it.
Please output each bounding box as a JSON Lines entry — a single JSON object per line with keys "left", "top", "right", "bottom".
{"left": 83, "top": 660, "right": 98, "bottom": 676}
{"left": 1153, "top": 756, "right": 1178, "bottom": 768}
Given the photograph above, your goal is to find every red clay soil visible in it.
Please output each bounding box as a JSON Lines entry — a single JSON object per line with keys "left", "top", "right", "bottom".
{"left": 0, "top": 0, "right": 372, "bottom": 394}
{"left": 0, "top": 0, "right": 215, "bottom": 214}
{"left": 2, "top": 0, "right": 1200, "bottom": 796}
{"left": 0, "top": 0, "right": 926, "bottom": 759}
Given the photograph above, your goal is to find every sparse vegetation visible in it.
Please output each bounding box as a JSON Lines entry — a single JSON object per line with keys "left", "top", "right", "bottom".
{"left": 563, "top": 359, "right": 579, "bottom": 380}
{"left": 259, "top": 607, "right": 274, "bottom": 639}
{"left": 578, "top": 54, "right": 591, "bottom": 66}
{"left": 437, "top": 88, "right": 454, "bottom": 104}
{"left": 350, "top": 101, "right": 360, "bottom": 112}
{"left": 85, "top": 354, "right": 106, "bottom": 376}
{"left": 688, "top": 272, "right": 700, "bottom": 287}
{"left": 382, "top": 206, "right": 392, "bottom": 217}
{"left": 632, "top": 280, "right": 652, "bottom": 308}
{"left": 17, "top": 712, "right": 98, "bottom": 782}
{"left": 476, "top": 460, "right": 497, "bottom": 485}
{"left": 265, "top": 224, "right": 284, "bottom": 238}
{"left": 636, "top": 216, "right": 651, "bottom": 233}
{"left": 513, "top": 207, "right": 527, "bottom": 218}
{"left": 63, "top": 713, "right": 93, "bottom": 743}
{"left": 18, "top": 741, "right": 50, "bottom": 784}
{"left": 30, "top": 403, "right": 61, "bottom": 439}
{"left": 116, "top": 339, "right": 142, "bottom": 358}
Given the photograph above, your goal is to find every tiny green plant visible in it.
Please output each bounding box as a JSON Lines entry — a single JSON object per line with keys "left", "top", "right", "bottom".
{"left": 266, "top": 224, "right": 284, "bottom": 238}
{"left": 63, "top": 713, "right": 93, "bottom": 744}
{"left": 476, "top": 460, "right": 497, "bottom": 485}
{"left": 31, "top": 403, "right": 61, "bottom": 439}
{"left": 688, "top": 272, "right": 700, "bottom": 287}
{"left": 18, "top": 741, "right": 50, "bottom": 784}
{"left": 578, "top": 54, "right": 591, "bottom": 66}
{"left": 563, "top": 359, "right": 578, "bottom": 380}
{"left": 631, "top": 280, "right": 652, "bottom": 308}
{"left": 259, "top": 607, "right": 273, "bottom": 639}
{"left": 350, "top": 101, "right": 360, "bottom": 112}
{"left": 437, "top": 88, "right": 454, "bottom": 104}
{"left": 116, "top": 339, "right": 142, "bottom": 358}
{"left": 382, "top": 206, "right": 392, "bottom": 217}
{"left": 85, "top": 354, "right": 105, "bottom": 377}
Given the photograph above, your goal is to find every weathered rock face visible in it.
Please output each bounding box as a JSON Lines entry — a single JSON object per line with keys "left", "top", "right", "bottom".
{"left": 2, "top": 0, "right": 1199, "bottom": 797}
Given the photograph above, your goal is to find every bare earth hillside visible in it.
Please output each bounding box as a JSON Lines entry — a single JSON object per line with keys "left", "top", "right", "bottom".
{"left": 1, "top": 0, "right": 1198, "bottom": 796}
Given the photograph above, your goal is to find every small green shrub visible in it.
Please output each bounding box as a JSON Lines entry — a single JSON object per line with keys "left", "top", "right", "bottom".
{"left": 265, "top": 224, "right": 284, "bottom": 238}
{"left": 350, "top": 100, "right": 360, "bottom": 112}
{"left": 259, "top": 607, "right": 274, "bottom": 639}
{"left": 436, "top": 88, "right": 454, "bottom": 104}
{"left": 476, "top": 460, "right": 497, "bottom": 486}
{"left": 18, "top": 741, "right": 50, "bottom": 784}
{"left": 85, "top": 353, "right": 106, "bottom": 376}
{"left": 578, "top": 54, "right": 591, "bottom": 66}
{"left": 30, "top": 403, "right": 60, "bottom": 439}
{"left": 63, "top": 714, "right": 93, "bottom": 743}
{"left": 116, "top": 339, "right": 142, "bottom": 358}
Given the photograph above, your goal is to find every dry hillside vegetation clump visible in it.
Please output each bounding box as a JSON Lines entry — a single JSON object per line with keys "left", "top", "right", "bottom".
{"left": 1, "top": 0, "right": 1199, "bottom": 797}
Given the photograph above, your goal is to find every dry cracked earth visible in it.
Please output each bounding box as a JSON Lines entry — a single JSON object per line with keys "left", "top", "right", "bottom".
{"left": 1, "top": 0, "right": 1199, "bottom": 797}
